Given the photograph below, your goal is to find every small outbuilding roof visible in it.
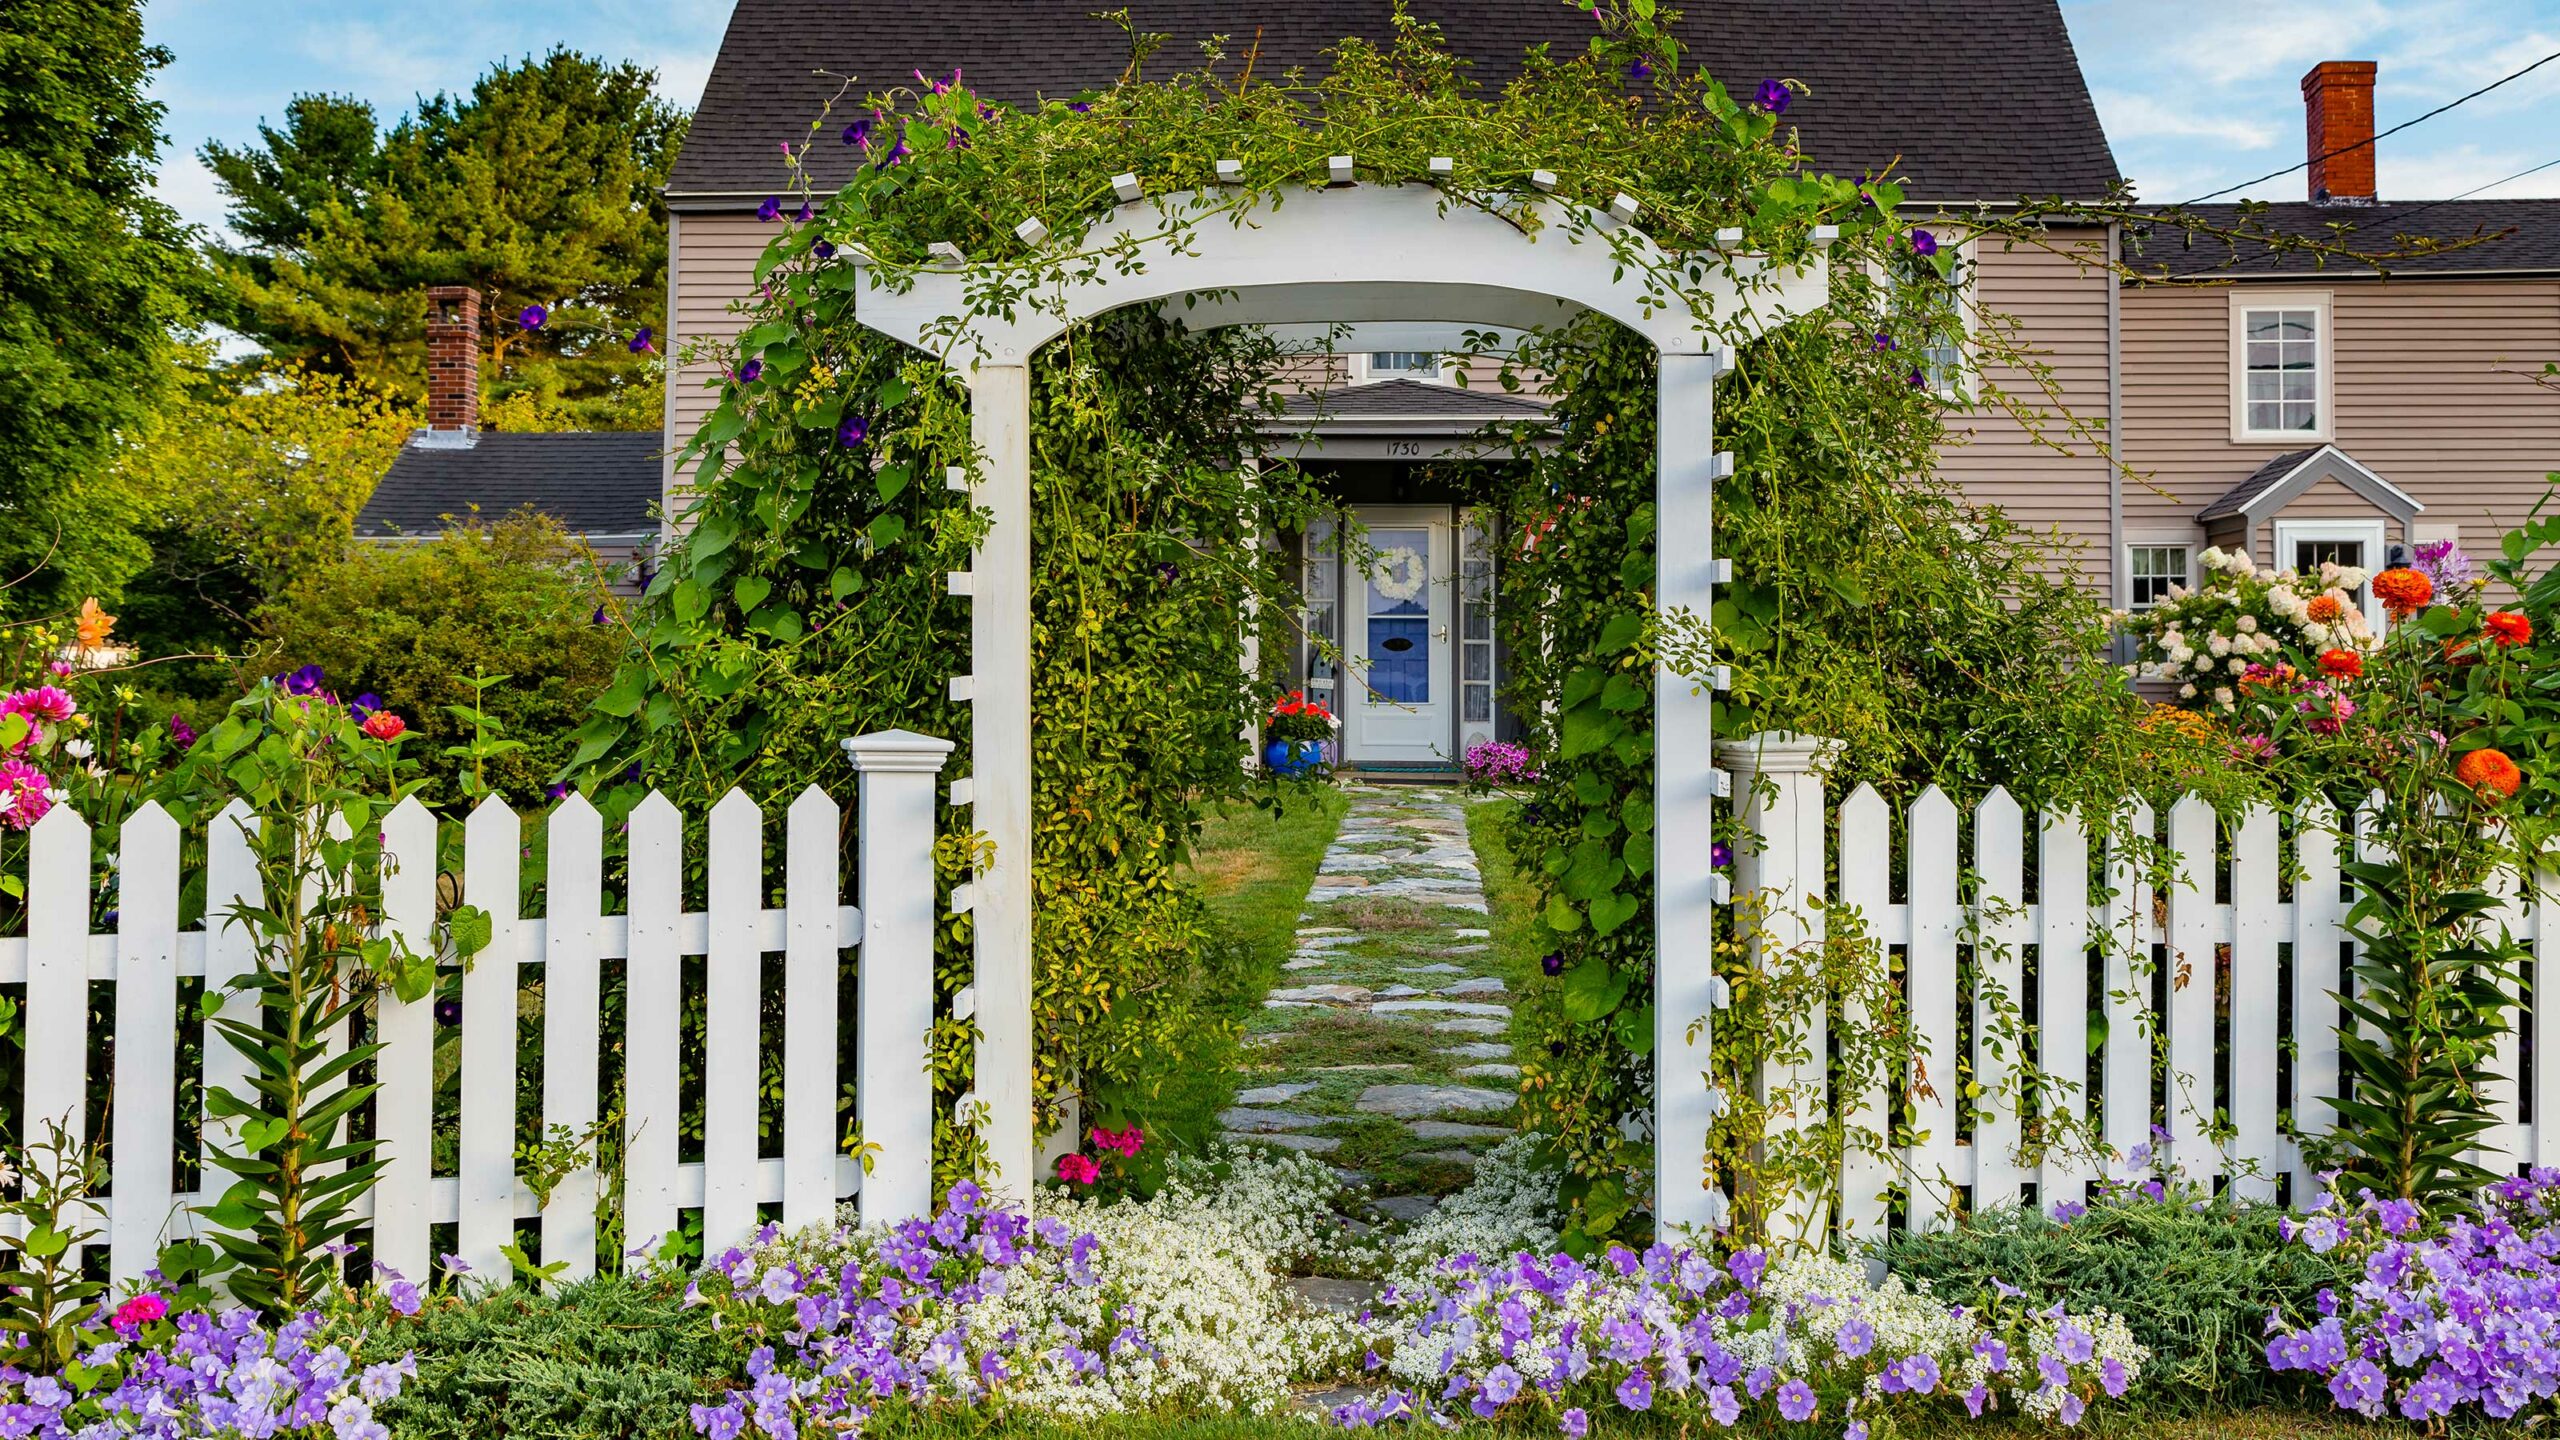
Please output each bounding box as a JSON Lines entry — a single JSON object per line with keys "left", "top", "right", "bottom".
{"left": 356, "top": 431, "right": 663, "bottom": 540}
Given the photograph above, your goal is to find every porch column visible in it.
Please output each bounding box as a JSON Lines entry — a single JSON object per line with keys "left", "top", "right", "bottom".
{"left": 968, "top": 362, "right": 1038, "bottom": 1202}
{"left": 1653, "top": 347, "right": 1726, "bottom": 1236}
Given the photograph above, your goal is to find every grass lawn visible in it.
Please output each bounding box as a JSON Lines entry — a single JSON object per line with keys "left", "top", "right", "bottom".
{"left": 1464, "top": 797, "right": 1546, "bottom": 1051}
{"left": 1186, "top": 786, "right": 1350, "bottom": 967}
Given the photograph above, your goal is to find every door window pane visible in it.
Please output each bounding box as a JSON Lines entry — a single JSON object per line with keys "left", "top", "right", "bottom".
{"left": 1365, "top": 528, "right": 1430, "bottom": 703}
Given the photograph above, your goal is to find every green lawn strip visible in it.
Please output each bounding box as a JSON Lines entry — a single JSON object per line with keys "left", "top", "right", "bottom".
{"left": 1188, "top": 788, "right": 1352, "bottom": 967}
{"left": 1462, "top": 797, "right": 1546, "bottom": 1053}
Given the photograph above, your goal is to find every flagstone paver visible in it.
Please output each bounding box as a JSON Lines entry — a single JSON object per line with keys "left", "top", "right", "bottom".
{"left": 1216, "top": 783, "right": 1522, "bottom": 1194}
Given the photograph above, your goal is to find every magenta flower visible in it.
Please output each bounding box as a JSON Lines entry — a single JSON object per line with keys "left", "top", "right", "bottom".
{"left": 0, "top": 758, "right": 53, "bottom": 830}
{"left": 167, "top": 714, "right": 198, "bottom": 750}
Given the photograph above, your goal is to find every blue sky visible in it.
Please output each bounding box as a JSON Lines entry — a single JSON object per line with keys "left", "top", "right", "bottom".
{"left": 143, "top": 0, "right": 2560, "bottom": 239}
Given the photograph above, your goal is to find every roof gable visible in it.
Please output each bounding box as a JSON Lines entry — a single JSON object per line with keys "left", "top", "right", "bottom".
{"left": 2196, "top": 443, "right": 2422, "bottom": 526}
{"left": 670, "top": 0, "right": 2119, "bottom": 205}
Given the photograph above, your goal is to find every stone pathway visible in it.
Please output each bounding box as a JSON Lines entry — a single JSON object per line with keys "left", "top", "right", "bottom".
{"left": 1222, "top": 784, "right": 1517, "bottom": 1201}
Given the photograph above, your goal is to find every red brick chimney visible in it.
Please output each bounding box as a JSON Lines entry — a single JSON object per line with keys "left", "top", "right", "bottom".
{"left": 421, "top": 285, "right": 480, "bottom": 444}
{"left": 2302, "top": 61, "right": 2379, "bottom": 205}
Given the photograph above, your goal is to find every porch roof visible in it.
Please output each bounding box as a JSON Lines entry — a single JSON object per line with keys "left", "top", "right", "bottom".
{"left": 2195, "top": 443, "right": 2422, "bottom": 526}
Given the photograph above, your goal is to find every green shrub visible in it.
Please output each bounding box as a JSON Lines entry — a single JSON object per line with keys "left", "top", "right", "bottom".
{"left": 1873, "top": 1189, "right": 2354, "bottom": 1410}
{"left": 258, "top": 514, "right": 625, "bottom": 805}
{"left": 342, "top": 1273, "right": 743, "bottom": 1438}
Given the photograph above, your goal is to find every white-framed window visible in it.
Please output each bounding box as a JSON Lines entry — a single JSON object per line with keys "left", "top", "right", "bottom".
{"left": 2230, "top": 291, "right": 2332, "bottom": 442}
{"left": 2124, "top": 542, "right": 2192, "bottom": 610}
{"left": 1302, "top": 519, "right": 1340, "bottom": 706}
{"left": 1355, "top": 351, "right": 1444, "bottom": 383}
{"left": 1881, "top": 234, "right": 1976, "bottom": 400}
{"left": 1458, "top": 509, "right": 1497, "bottom": 748}
{"left": 2272, "top": 518, "right": 2386, "bottom": 626}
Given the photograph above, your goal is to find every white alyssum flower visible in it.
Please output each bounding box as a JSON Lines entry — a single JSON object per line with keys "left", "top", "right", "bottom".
{"left": 1389, "top": 1136, "right": 1561, "bottom": 1277}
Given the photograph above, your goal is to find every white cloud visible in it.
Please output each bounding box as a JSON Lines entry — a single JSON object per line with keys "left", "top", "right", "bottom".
{"left": 2093, "top": 90, "right": 2279, "bottom": 148}
{"left": 152, "top": 152, "right": 235, "bottom": 243}
{"left": 2379, "top": 142, "right": 2560, "bottom": 200}
{"left": 2161, "top": 0, "right": 2392, "bottom": 86}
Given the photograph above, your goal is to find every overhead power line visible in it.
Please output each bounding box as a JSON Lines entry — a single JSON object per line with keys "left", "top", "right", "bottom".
{"left": 2177, "top": 48, "right": 2560, "bottom": 205}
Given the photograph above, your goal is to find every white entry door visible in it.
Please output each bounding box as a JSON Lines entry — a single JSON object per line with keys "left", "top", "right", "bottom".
{"left": 1344, "top": 506, "right": 1455, "bottom": 763}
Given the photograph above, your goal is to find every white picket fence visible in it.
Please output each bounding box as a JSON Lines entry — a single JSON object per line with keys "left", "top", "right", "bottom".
{"left": 10, "top": 728, "right": 954, "bottom": 1286}
{"left": 1720, "top": 734, "right": 2558, "bottom": 1244}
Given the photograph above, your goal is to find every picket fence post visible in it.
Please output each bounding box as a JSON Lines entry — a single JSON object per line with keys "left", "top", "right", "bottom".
{"left": 844, "top": 730, "right": 955, "bottom": 1227}
{"left": 1717, "top": 733, "right": 1841, "bottom": 1242}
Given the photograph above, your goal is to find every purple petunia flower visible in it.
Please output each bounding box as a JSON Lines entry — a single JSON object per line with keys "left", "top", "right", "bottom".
{"left": 1615, "top": 1369, "right": 1652, "bottom": 1411}
{"left": 1776, "top": 1380, "right": 1816, "bottom": 1422}
{"left": 629, "top": 326, "right": 656, "bottom": 354}
{"left": 758, "top": 196, "right": 782, "bottom": 222}
{"left": 838, "top": 415, "right": 870, "bottom": 447}
{"left": 1834, "top": 1316, "right": 1874, "bottom": 1359}
{"left": 1753, "top": 78, "right": 1791, "bottom": 114}
{"left": 1558, "top": 1409, "right": 1587, "bottom": 1439}
{"left": 517, "top": 303, "right": 548, "bottom": 330}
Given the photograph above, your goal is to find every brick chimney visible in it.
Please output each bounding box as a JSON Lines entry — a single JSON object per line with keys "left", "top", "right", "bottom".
{"left": 2302, "top": 61, "right": 2379, "bottom": 205}
{"left": 419, "top": 285, "right": 480, "bottom": 447}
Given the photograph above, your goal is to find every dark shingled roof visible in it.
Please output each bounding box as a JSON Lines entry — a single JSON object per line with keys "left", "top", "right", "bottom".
{"left": 2196, "top": 448, "right": 2316, "bottom": 522}
{"left": 2128, "top": 200, "right": 2560, "bottom": 280}
{"left": 670, "top": 0, "right": 2119, "bottom": 205}
{"left": 1277, "top": 379, "right": 1552, "bottom": 420}
{"left": 357, "top": 431, "right": 662, "bottom": 539}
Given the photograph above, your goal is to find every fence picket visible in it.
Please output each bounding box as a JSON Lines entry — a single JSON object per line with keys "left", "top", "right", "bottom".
{"left": 109, "top": 804, "right": 179, "bottom": 1276}
{"left": 2229, "top": 805, "right": 2280, "bottom": 1199}
{"left": 374, "top": 797, "right": 438, "bottom": 1284}
{"left": 2292, "top": 800, "right": 2342, "bottom": 1199}
{"left": 2102, "top": 801, "right": 2154, "bottom": 1179}
{"left": 542, "top": 795, "right": 604, "bottom": 1282}
{"left": 703, "top": 791, "right": 764, "bottom": 1252}
{"left": 2164, "top": 795, "right": 2220, "bottom": 1183}
{"left": 1970, "top": 788, "right": 2026, "bottom": 1212}
{"left": 1905, "top": 786, "right": 1959, "bottom": 1232}
{"left": 2035, "top": 807, "right": 2091, "bottom": 1207}
{"left": 200, "top": 804, "right": 261, "bottom": 1209}
{"left": 783, "top": 786, "right": 843, "bottom": 1230}
{"left": 459, "top": 797, "right": 522, "bottom": 1279}
{"left": 25, "top": 806, "right": 90, "bottom": 1261}
{"left": 622, "top": 793, "right": 684, "bottom": 1261}
{"left": 2479, "top": 867, "right": 2528, "bottom": 1171}
{"left": 2538, "top": 870, "right": 2560, "bottom": 1171}
{"left": 1833, "top": 784, "right": 1893, "bottom": 1243}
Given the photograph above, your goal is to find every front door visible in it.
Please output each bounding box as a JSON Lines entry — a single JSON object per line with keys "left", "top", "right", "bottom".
{"left": 1344, "top": 506, "right": 1455, "bottom": 764}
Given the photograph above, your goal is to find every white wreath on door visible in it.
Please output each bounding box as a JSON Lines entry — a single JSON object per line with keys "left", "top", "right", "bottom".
{"left": 1371, "top": 545, "right": 1428, "bottom": 602}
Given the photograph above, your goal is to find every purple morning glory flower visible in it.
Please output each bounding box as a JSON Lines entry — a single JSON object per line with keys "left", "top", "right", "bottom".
{"left": 628, "top": 326, "right": 656, "bottom": 354}
{"left": 1068, "top": 101, "right": 1092, "bottom": 114}
{"left": 1627, "top": 57, "right": 1652, "bottom": 81}
{"left": 1711, "top": 841, "right": 1733, "bottom": 868}
{"left": 1911, "top": 228, "right": 1940, "bottom": 257}
{"left": 814, "top": 239, "right": 837, "bottom": 259}
{"left": 348, "top": 692, "right": 381, "bottom": 720}
{"left": 547, "top": 782, "right": 572, "bottom": 800}
{"left": 838, "top": 414, "right": 870, "bottom": 447}
{"left": 282, "top": 664, "right": 325, "bottom": 695}
{"left": 1871, "top": 331, "right": 1898, "bottom": 352}
{"left": 1541, "top": 950, "right": 1564, "bottom": 976}
{"left": 947, "top": 125, "right": 971, "bottom": 151}
{"left": 434, "top": 998, "right": 461, "bottom": 1026}
{"left": 794, "top": 202, "right": 813, "bottom": 223}
{"left": 1753, "top": 78, "right": 1791, "bottom": 114}
{"left": 738, "top": 358, "right": 763, "bottom": 384}
{"left": 517, "top": 303, "right": 547, "bottom": 330}
{"left": 876, "top": 136, "right": 911, "bottom": 168}
{"left": 1907, "top": 367, "right": 1928, "bottom": 389}
{"left": 757, "top": 196, "right": 782, "bottom": 222}
{"left": 842, "top": 120, "right": 871, "bottom": 147}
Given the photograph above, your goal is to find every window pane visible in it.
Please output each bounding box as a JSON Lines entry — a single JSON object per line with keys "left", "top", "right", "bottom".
{"left": 2276, "top": 311, "right": 2316, "bottom": 341}
{"left": 2246, "top": 313, "right": 2280, "bottom": 340}
{"left": 1463, "top": 686, "right": 1492, "bottom": 723}
{"left": 2281, "top": 370, "right": 2316, "bottom": 401}
{"left": 1370, "top": 351, "right": 1437, "bottom": 376}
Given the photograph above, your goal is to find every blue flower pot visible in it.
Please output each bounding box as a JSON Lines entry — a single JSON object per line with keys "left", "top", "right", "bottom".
{"left": 1264, "top": 738, "right": 1328, "bottom": 778}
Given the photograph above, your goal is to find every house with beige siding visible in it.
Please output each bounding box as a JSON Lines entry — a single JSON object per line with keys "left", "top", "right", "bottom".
{"left": 2112, "top": 61, "right": 2560, "bottom": 622}
{"left": 663, "top": 0, "right": 2124, "bottom": 768}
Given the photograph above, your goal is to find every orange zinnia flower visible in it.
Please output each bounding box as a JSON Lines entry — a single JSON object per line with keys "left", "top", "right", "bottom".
{"left": 2455, "top": 747, "right": 2523, "bottom": 800}
{"left": 2372, "top": 567, "right": 2433, "bottom": 621}
{"left": 2305, "top": 595, "right": 2344, "bottom": 624}
{"left": 2318, "top": 648, "right": 2363, "bottom": 680}
{"left": 2484, "top": 611, "right": 2533, "bottom": 646}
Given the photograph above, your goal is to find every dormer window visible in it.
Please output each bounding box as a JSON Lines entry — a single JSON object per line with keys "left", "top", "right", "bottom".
{"left": 1362, "top": 351, "right": 1441, "bottom": 382}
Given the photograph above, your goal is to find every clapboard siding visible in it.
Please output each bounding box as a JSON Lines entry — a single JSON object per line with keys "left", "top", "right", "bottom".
{"left": 2122, "top": 278, "right": 2560, "bottom": 551}
{"left": 1936, "top": 227, "right": 2116, "bottom": 593}
{"left": 668, "top": 212, "right": 775, "bottom": 522}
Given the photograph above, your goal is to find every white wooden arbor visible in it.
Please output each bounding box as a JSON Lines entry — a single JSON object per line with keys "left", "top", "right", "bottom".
{"left": 841, "top": 178, "right": 1832, "bottom": 1232}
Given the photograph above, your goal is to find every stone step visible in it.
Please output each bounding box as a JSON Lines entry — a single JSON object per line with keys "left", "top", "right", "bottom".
{"left": 1371, "top": 999, "right": 1509, "bottom": 1018}
{"left": 1407, "top": 1119, "right": 1510, "bottom": 1140}
{"left": 1456, "top": 1062, "right": 1521, "bottom": 1080}
{"left": 1441, "top": 1042, "right": 1511, "bottom": 1060}
{"left": 1219, "top": 1107, "right": 1330, "bottom": 1133}
{"left": 1224, "top": 1131, "right": 1341, "bottom": 1153}
{"left": 1437, "top": 977, "right": 1507, "bottom": 996}
{"left": 1236, "top": 1082, "right": 1319, "bottom": 1105}
{"left": 1357, "top": 1083, "right": 1514, "bottom": 1118}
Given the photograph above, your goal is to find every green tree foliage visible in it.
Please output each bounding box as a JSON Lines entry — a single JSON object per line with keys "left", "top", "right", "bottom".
{"left": 260, "top": 515, "right": 626, "bottom": 805}
{"left": 202, "top": 49, "right": 684, "bottom": 429}
{"left": 0, "top": 0, "right": 203, "bottom": 616}
{"left": 113, "top": 359, "right": 418, "bottom": 674}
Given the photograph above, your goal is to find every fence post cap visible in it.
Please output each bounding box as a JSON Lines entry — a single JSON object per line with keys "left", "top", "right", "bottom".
{"left": 1712, "top": 731, "right": 1844, "bottom": 778}
{"left": 841, "top": 729, "right": 957, "bottom": 774}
